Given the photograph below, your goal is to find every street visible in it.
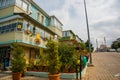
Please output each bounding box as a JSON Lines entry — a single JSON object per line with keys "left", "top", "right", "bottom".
{"left": 84, "top": 52, "right": 120, "bottom": 80}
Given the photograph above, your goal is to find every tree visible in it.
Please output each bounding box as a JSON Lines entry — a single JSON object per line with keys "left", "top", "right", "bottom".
{"left": 85, "top": 40, "right": 94, "bottom": 52}
{"left": 46, "top": 40, "right": 61, "bottom": 74}
{"left": 111, "top": 41, "right": 119, "bottom": 51}
{"left": 58, "top": 43, "right": 75, "bottom": 72}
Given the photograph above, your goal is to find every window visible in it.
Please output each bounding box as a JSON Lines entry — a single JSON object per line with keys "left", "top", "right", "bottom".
{"left": 0, "top": 27, "right": 1, "bottom": 33}
{"left": 0, "top": 0, "right": 14, "bottom": 8}
{"left": 23, "top": 22, "right": 27, "bottom": 30}
{"left": 40, "top": 30, "right": 44, "bottom": 38}
{"left": 41, "top": 16, "right": 44, "bottom": 24}
{"left": 30, "top": 25, "right": 33, "bottom": 32}
{"left": 0, "top": 23, "right": 19, "bottom": 34}
{"left": 12, "top": 23, "right": 17, "bottom": 28}
{"left": 2, "top": 26, "right": 6, "bottom": 30}
{"left": 15, "top": 0, "right": 29, "bottom": 12}
{"left": 6, "top": 0, "right": 10, "bottom": 5}
{"left": 0, "top": 0, "right": 2, "bottom": 7}
{"left": 37, "top": 12, "right": 40, "bottom": 21}
{"left": 67, "top": 32, "right": 70, "bottom": 36}
{"left": 33, "top": 27, "right": 36, "bottom": 35}
{"left": 63, "top": 32, "right": 67, "bottom": 37}
{"left": 16, "top": 0, "right": 22, "bottom": 7}
{"left": 1, "top": 0, "right": 5, "bottom": 7}
{"left": 22, "top": 1, "right": 28, "bottom": 11}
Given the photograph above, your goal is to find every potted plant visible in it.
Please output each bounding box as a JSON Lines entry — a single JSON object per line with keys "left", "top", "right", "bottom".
{"left": 11, "top": 43, "right": 26, "bottom": 80}
{"left": 25, "top": 30, "right": 32, "bottom": 35}
{"left": 46, "top": 40, "right": 61, "bottom": 80}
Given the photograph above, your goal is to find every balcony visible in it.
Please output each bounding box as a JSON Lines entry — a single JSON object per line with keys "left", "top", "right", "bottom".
{"left": 0, "top": 31, "right": 46, "bottom": 48}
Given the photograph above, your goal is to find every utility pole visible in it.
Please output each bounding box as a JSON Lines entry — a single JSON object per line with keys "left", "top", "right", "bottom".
{"left": 104, "top": 37, "right": 107, "bottom": 52}
{"left": 96, "top": 39, "right": 98, "bottom": 52}
{"left": 83, "top": 0, "right": 93, "bottom": 65}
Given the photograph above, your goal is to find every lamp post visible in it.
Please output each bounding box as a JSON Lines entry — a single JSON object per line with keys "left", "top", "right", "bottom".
{"left": 83, "top": 0, "right": 93, "bottom": 65}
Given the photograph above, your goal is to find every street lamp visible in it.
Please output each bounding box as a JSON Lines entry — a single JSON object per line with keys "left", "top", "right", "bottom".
{"left": 83, "top": 0, "right": 93, "bottom": 65}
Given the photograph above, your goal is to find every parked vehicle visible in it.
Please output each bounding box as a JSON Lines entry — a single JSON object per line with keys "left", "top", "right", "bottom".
{"left": 108, "top": 49, "right": 116, "bottom": 52}
{"left": 117, "top": 48, "right": 120, "bottom": 52}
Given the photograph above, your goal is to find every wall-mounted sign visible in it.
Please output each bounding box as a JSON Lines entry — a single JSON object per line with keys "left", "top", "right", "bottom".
{"left": 17, "top": 23, "right": 22, "bottom": 31}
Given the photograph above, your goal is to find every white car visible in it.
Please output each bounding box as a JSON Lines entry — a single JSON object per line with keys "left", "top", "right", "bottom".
{"left": 117, "top": 48, "right": 120, "bottom": 52}
{"left": 109, "top": 49, "right": 116, "bottom": 52}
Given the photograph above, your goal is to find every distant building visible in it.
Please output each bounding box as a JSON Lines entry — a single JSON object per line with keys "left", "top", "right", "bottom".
{"left": 98, "top": 44, "right": 108, "bottom": 52}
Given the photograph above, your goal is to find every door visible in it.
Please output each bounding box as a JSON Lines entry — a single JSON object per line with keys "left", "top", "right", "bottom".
{"left": 0, "top": 47, "right": 10, "bottom": 70}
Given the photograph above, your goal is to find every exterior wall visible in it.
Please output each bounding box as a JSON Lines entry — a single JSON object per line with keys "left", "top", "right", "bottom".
{"left": 14, "top": 0, "right": 30, "bottom": 13}
{"left": 14, "top": 5, "right": 27, "bottom": 14}
{"left": 70, "top": 32, "right": 75, "bottom": 39}
{"left": 0, "top": 6, "right": 14, "bottom": 18}
{"left": 62, "top": 31, "right": 75, "bottom": 40}
{"left": 0, "top": 32, "right": 16, "bottom": 44}
{"left": 49, "top": 16, "right": 62, "bottom": 30}
{"left": 48, "top": 26, "right": 62, "bottom": 37}
{"left": 0, "top": 31, "right": 47, "bottom": 48}
{"left": 75, "top": 35, "right": 82, "bottom": 43}
{"left": 49, "top": 17, "right": 62, "bottom": 37}
{"left": 30, "top": 4, "right": 50, "bottom": 27}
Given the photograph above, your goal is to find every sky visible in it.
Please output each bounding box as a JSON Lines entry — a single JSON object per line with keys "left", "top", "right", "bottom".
{"left": 34, "top": 0, "right": 120, "bottom": 48}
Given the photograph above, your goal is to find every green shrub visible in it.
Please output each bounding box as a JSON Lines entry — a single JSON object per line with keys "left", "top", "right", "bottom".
{"left": 11, "top": 43, "right": 26, "bottom": 73}
{"left": 46, "top": 40, "right": 61, "bottom": 74}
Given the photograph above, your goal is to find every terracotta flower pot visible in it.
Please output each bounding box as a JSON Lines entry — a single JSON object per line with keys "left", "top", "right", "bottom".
{"left": 25, "top": 30, "right": 31, "bottom": 35}
{"left": 48, "top": 73, "right": 60, "bottom": 80}
{"left": 12, "top": 72, "right": 21, "bottom": 80}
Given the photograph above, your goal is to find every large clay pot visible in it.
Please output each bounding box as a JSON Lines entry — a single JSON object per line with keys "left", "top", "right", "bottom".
{"left": 12, "top": 72, "right": 21, "bottom": 80}
{"left": 48, "top": 73, "right": 60, "bottom": 80}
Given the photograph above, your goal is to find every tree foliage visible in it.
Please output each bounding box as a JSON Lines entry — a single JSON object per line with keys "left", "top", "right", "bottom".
{"left": 111, "top": 38, "right": 120, "bottom": 51}
{"left": 85, "top": 40, "right": 94, "bottom": 52}
{"left": 58, "top": 43, "right": 76, "bottom": 72}
{"left": 46, "top": 40, "right": 61, "bottom": 74}
{"left": 11, "top": 42, "right": 26, "bottom": 73}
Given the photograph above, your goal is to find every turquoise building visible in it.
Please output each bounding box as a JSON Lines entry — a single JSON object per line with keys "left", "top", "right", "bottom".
{"left": 0, "top": 0, "right": 63, "bottom": 69}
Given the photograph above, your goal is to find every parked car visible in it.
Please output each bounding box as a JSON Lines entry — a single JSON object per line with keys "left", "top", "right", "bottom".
{"left": 117, "top": 48, "right": 120, "bottom": 52}
{"left": 108, "top": 49, "right": 116, "bottom": 52}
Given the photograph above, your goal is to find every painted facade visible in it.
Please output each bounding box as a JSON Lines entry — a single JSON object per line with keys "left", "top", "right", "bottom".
{"left": 0, "top": 0, "right": 63, "bottom": 69}
{"left": 59, "top": 30, "right": 82, "bottom": 45}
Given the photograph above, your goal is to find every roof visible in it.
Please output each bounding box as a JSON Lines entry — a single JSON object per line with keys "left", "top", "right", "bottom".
{"left": 63, "top": 30, "right": 76, "bottom": 36}
{"left": 29, "top": 0, "right": 50, "bottom": 18}
{"left": 75, "top": 35, "right": 83, "bottom": 42}
{"left": 50, "top": 15, "right": 63, "bottom": 26}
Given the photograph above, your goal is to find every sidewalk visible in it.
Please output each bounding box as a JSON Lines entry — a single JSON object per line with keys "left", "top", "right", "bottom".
{"left": 82, "top": 52, "right": 120, "bottom": 80}
{"left": 0, "top": 72, "right": 75, "bottom": 80}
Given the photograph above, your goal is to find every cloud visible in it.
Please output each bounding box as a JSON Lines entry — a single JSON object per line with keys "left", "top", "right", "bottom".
{"left": 34, "top": 0, "right": 120, "bottom": 48}
{"left": 34, "top": 0, "right": 65, "bottom": 13}
{"left": 91, "top": 16, "right": 120, "bottom": 47}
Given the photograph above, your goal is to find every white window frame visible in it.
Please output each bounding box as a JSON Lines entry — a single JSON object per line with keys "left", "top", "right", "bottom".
{"left": 22, "top": 1, "right": 28, "bottom": 12}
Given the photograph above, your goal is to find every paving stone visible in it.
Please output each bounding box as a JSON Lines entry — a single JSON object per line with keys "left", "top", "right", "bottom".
{"left": 83, "top": 52, "right": 120, "bottom": 80}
